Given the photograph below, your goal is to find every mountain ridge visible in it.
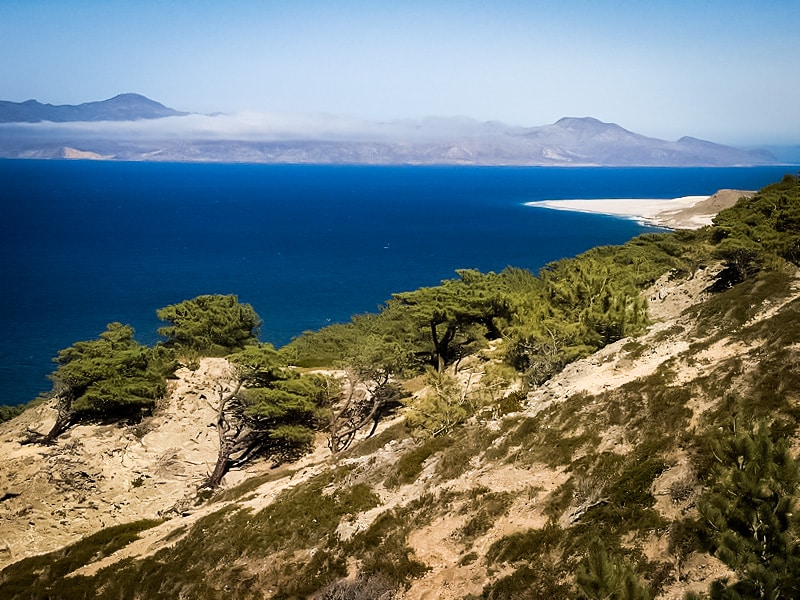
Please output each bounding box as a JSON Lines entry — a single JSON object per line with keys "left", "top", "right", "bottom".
{"left": 0, "top": 94, "right": 779, "bottom": 166}
{"left": 0, "top": 93, "right": 188, "bottom": 123}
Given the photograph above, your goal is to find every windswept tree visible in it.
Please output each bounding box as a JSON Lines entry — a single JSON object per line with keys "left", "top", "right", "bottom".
{"left": 284, "top": 311, "right": 411, "bottom": 453}
{"left": 498, "top": 266, "right": 583, "bottom": 384}
{"left": 541, "top": 253, "right": 649, "bottom": 346}
{"left": 204, "top": 344, "right": 330, "bottom": 488}
{"left": 387, "top": 269, "right": 510, "bottom": 372}
{"left": 157, "top": 294, "right": 261, "bottom": 356}
{"left": 322, "top": 313, "right": 410, "bottom": 453}
{"left": 29, "top": 322, "right": 169, "bottom": 443}
{"left": 707, "top": 239, "right": 764, "bottom": 291}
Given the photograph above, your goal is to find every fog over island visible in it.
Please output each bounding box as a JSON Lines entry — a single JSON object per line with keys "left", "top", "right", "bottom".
{"left": 0, "top": 95, "right": 781, "bottom": 166}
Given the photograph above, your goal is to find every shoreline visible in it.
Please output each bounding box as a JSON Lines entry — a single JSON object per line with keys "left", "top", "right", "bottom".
{"left": 526, "top": 189, "right": 754, "bottom": 230}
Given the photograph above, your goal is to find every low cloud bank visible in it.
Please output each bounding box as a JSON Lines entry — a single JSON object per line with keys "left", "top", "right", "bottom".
{"left": 0, "top": 112, "right": 777, "bottom": 167}
{"left": 0, "top": 111, "right": 503, "bottom": 143}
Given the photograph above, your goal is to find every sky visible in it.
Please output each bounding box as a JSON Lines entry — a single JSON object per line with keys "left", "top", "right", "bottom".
{"left": 1, "top": 0, "right": 799, "bottom": 146}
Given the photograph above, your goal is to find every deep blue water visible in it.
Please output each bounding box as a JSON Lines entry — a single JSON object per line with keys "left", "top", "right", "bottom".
{"left": 0, "top": 161, "right": 794, "bottom": 405}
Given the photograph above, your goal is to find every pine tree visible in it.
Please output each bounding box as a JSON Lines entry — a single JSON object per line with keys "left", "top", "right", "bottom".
{"left": 156, "top": 294, "right": 261, "bottom": 356}
{"left": 203, "top": 344, "right": 329, "bottom": 488}
{"left": 698, "top": 420, "right": 800, "bottom": 598}
{"left": 388, "top": 269, "right": 510, "bottom": 372}
{"left": 575, "top": 539, "right": 652, "bottom": 600}
{"left": 27, "top": 322, "right": 169, "bottom": 443}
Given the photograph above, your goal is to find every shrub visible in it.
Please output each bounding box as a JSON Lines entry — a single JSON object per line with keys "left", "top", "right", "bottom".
{"left": 486, "top": 523, "right": 563, "bottom": 565}
{"left": 385, "top": 434, "right": 453, "bottom": 488}
{"left": 575, "top": 539, "right": 652, "bottom": 600}
{"left": 454, "top": 490, "right": 514, "bottom": 543}
{"left": 0, "top": 403, "right": 25, "bottom": 423}
{"left": 347, "top": 510, "right": 429, "bottom": 588}
{"left": 481, "top": 561, "right": 571, "bottom": 599}
{"left": 696, "top": 420, "right": 800, "bottom": 598}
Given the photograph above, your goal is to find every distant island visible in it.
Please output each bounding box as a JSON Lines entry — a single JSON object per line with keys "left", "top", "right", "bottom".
{"left": 0, "top": 93, "right": 779, "bottom": 166}
{"left": 0, "top": 93, "right": 187, "bottom": 123}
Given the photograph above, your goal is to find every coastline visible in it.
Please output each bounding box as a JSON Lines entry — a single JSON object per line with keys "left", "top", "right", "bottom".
{"left": 526, "top": 189, "right": 754, "bottom": 229}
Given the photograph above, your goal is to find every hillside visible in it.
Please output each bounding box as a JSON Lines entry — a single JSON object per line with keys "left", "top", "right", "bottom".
{"left": 2, "top": 176, "right": 800, "bottom": 598}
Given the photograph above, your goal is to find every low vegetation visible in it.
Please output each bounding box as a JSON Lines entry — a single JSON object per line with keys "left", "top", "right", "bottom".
{"left": 2, "top": 174, "right": 800, "bottom": 598}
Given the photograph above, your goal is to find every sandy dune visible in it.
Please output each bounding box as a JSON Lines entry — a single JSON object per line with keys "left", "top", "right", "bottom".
{"left": 527, "top": 189, "right": 754, "bottom": 229}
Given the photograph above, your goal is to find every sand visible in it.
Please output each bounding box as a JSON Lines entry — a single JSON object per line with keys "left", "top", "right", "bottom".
{"left": 526, "top": 189, "right": 754, "bottom": 230}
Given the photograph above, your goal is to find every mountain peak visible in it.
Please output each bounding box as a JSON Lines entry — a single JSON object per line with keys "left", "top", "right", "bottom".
{"left": 555, "top": 116, "right": 604, "bottom": 126}
{"left": 0, "top": 94, "right": 188, "bottom": 123}
{"left": 554, "top": 116, "right": 625, "bottom": 131}
{"left": 103, "top": 93, "right": 167, "bottom": 106}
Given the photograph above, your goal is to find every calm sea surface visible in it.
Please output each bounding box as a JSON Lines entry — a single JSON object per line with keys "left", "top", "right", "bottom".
{"left": 0, "top": 161, "right": 794, "bottom": 405}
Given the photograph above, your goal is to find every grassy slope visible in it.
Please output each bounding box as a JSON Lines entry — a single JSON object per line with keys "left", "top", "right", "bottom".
{"left": 2, "top": 177, "right": 800, "bottom": 599}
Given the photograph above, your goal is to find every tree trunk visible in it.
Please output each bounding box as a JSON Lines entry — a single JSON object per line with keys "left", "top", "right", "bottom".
{"left": 201, "top": 382, "right": 242, "bottom": 489}
{"left": 431, "top": 321, "right": 456, "bottom": 373}
{"left": 205, "top": 452, "right": 231, "bottom": 489}
{"left": 483, "top": 316, "right": 500, "bottom": 340}
{"left": 43, "top": 389, "right": 74, "bottom": 444}
{"left": 328, "top": 372, "right": 398, "bottom": 454}
{"left": 328, "top": 373, "right": 358, "bottom": 455}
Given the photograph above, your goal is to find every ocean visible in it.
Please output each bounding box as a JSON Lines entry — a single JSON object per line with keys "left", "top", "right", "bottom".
{"left": 0, "top": 161, "right": 793, "bottom": 405}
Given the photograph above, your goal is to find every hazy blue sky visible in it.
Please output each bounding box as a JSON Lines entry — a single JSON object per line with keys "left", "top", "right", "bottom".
{"left": 2, "top": 0, "right": 798, "bottom": 145}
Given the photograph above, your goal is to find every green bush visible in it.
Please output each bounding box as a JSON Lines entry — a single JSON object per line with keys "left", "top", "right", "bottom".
{"left": 0, "top": 403, "right": 25, "bottom": 423}
{"left": 454, "top": 490, "right": 514, "bottom": 543}
{"left": 696, "top": 420, "right": 800, "bottom": 598}
{"left": 712, "top": 174, "right": 800, "bottom": 267}
{"left": 347, "top": 509, "right": 429, "bottom": 587}
{"left": 481, "top": 562, "right": 572, "bottom": 599}
{"left": 575, "top": 539, "right": 653, "bottom": 600}
{"left": 486, "top": 523, "right": 563, "bottom": 565}
{"left": 435, "top": 426, "right": 502, "bottom": 481}
{"left": 385, "top": 434, "right": 453, "bottom": 488}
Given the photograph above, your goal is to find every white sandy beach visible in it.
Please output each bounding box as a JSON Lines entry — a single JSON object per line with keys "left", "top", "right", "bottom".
{"left": 526, "top": 189, "right": 754, "bottom": 230}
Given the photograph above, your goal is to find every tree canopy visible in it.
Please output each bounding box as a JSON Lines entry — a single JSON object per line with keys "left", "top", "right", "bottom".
{"left": 501, "top": 236, "right": 685, "bottom": 385}
{"left": 157, "top": 294, "right": 261, "bottom": 356}
{"left": 284, "top": 312, "right": 411, "bottom": 453}
{"left": 713, "top": 175, "right": 800, "bottom": 265}
{"left": 710, "top": 174, "right": 800, "bottom": 289}
{"left": 387, "top": 269, "right": 510, "bottom": 372}
{"left": 33, "top": 322, "right": 170, "bottom": 442}
{"left": 204, "top": 343, "right": 331, "bottom": 488}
